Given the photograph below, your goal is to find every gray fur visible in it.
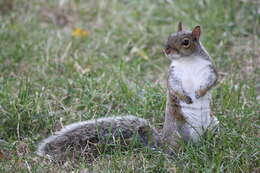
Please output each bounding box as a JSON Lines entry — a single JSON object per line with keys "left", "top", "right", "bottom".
{"left": 37, "top": 115, "right": 161, "bottom": 160}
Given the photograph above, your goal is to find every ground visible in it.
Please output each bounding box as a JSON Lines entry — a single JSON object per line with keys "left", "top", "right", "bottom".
{"left": 0, "top": 0, "right": 259, "bottom": 172}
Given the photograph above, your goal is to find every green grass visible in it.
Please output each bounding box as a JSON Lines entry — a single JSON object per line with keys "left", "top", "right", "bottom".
{"left": 0, "top": 0, "right": 259, "bottom": 172}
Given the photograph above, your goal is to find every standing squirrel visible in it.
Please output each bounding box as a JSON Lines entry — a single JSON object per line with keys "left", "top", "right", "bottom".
{"left": 37, "top": 22, "right": 218, "bottom": 160}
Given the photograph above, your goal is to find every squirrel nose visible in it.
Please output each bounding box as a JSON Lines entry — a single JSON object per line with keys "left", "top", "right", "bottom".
{"left": 165, "top": 46, "right": 172, "bottom": 55}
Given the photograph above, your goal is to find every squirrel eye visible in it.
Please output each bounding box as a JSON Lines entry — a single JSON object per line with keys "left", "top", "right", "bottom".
{"left": 182, "top": 38, "right": 190, "bottom": 47}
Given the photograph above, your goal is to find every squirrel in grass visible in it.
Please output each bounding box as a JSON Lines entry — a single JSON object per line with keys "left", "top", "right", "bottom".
{"left": 37, "top": 22, "right": 219, "bottom": 160}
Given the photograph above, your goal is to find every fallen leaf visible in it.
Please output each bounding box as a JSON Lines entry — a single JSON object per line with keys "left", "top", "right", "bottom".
{"left": 74, "top": 62, "right": 90, "bottom": 74}
{"left": 131, "top": 47, "right": 149, "bottom": 60}
{"left": 72, "top": 28, "right": 90, "bottom": 37}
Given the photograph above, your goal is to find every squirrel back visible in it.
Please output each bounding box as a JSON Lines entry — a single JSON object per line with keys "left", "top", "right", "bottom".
{"left": 37, "top": 115, "right": 160, "bottom": 160}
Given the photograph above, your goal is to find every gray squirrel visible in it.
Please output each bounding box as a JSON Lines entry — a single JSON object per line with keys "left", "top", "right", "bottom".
{"left": 37, "top": 22, "right": 218, "bottom": 160}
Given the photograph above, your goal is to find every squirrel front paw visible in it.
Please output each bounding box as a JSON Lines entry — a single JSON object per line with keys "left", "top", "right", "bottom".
{"left": 195, "top": 89, "right": 206, "bottom": 99}
{"left": 195, "top": 91, "right": 201, "bottom": 99}
{"left": 184, "top": 95, "right": 193, "bottom": 104}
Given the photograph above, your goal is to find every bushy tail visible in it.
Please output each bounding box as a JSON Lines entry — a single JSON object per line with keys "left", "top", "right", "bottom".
{"left": 37, "top": 115, "right": 160, "bottom": 160}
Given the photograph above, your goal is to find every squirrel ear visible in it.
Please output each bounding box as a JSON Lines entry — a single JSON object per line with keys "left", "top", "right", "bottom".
{"left": 192, "top": 25, "right": 201, "bottom": 40}
{"left": 177, "top": 21, "right": 182, "bottom": 32}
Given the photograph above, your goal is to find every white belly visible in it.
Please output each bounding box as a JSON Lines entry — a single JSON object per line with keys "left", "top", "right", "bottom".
{"left": 180, "top": 93, "right": 211, "bottom": 140}
{"left": 172, "top": 56, "right": 211, "bottom": 98}
{"left": 171, "top": 56, "right": 218, "bottom": 141}
{"left": 179, "top": 94, "right": 218, "bottom": 142}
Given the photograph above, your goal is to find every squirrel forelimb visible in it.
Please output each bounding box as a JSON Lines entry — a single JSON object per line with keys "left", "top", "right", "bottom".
{"left": 168, "top": 67, "right": 193, "bottom": 104}
{"left": 195, "top": 65, "right": 218, "bottom": 99}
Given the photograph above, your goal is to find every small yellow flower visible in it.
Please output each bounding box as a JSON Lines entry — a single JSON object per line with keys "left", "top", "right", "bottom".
{"left": 131, "top": 47, "right": 149, "bottom": 60}
{"left": 138, "top": 50, "right": 149, "bottom": 60}
{"left": 72, "top": 28, "right": 90, "bottom": 37}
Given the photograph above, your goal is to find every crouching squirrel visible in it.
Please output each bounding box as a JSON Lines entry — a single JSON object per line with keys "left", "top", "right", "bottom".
{"left": 37, "top": 22, "right": 219, "bottom": 160}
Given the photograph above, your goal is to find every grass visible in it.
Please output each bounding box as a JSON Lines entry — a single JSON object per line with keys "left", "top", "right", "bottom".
{"left": 0, "top": 0, "right": 259, "bottom": 172}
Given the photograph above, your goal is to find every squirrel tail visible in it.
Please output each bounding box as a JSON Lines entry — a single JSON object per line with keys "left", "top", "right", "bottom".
{"left": 37, "top": 115, "right": 160, "bottom": 160}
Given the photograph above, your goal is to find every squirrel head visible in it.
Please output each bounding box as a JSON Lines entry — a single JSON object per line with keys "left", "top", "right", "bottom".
{"left": 165, "top": 22, "right": 202, "bottom": 59}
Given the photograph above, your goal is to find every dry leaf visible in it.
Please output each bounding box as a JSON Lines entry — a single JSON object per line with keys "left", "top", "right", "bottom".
{"left": 131, "top": 47, "right": 149, "bottom": 60}
{"left": 74, "top": 62, "right": 90, "bottom": 74}
{"left": 72, "top": 28, "right": 90, "bottom": 37}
